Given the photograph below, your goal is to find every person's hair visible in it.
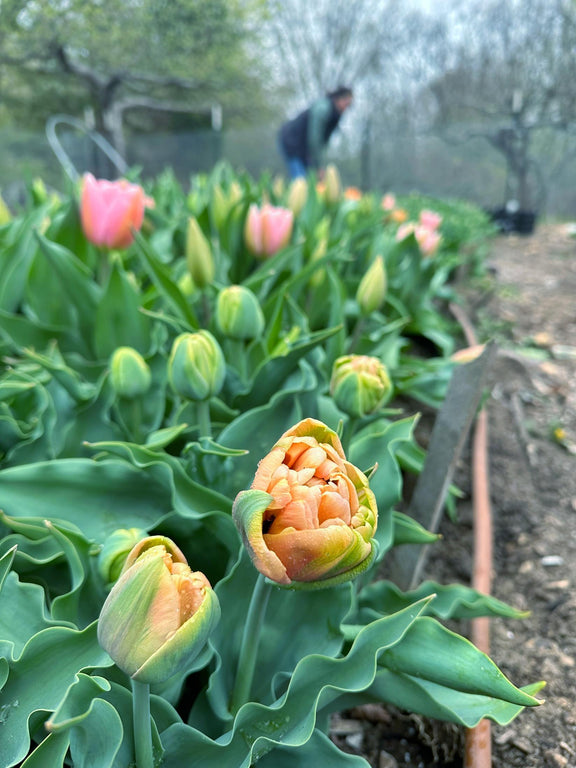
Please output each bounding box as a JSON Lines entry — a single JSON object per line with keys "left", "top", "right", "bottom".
{"left": 328, "top": 86, "right": 353, "bottom": 101}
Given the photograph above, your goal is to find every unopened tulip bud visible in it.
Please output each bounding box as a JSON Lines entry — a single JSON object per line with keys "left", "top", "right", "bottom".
{"left": 0, "top": 193, "right": 11, "bottom": 226}
{"left": 98, "top": 527, "right": 148, "bottom": 585}
{"left": 356, "top": 255, "right": 387, "bottom": 315}
{"left": 186, "top": 217, "right": 215, "bottom": 289}
{"left": 233, "top": 418, "right": 378, "bottom": 587}
{"left": 330, "top": 355, "right": 392, "bottom": 418}
{"left": 211, "top": 185, "right": 229, "bottom": 230}
{"left": 216, "top": 285, "right": 265, "bottom": 341}
{"left": 324, "top": 164, "right": 342, "bottom": 204}
{"left": 272, "top": 175, "right": 285, "bottom": 198}
{"left": 97, "top": 535, "right": 220, "bottom": 684}
{"left": 168, "top": 331, "right": 225, "bottom": 401}
{"left": 110, "top": 347, "right": 152, "bottom": 399}
{"left": 287, "top": 177, "right": 308, "bottom": 216}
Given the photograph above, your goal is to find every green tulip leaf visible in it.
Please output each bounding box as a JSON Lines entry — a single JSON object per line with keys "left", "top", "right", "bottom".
{"left": 0, "top": 571, "right": 70, "bottom": 662}
{"left": 365, "top": 671, "right": 544, "bottom": 728}
{"left": 19, "top": 731, "right": 70, "bottom": 768}
{"left": 133, "top": 230, "right": 199, "bottom": 329}
{"left": 257, "top": 726, "right": 369, "bottom": 767}
{"left": 162, "top": 597, "right": 430, "bottom": 767}
{"left": 0, "top": 622, "right": 112, "bottom": 768}
{"left": 0, "top": 546, "right": 16, "bottom": 591}
{"left": 378, "top": 616, "right": 540, "bottom": 707}
{"left": 350, "top": 416, "right": 418, "bottom": 559}
{"left": 358, "top": 579, "right": 529, "bottom": 622}
{"left": 391, "top": 511, "right": 440, "bottom": 546}
{"left": 94, "top": 258, "right": 152, "bottom": 359}
{"left": 68, "top": 697, "right": 124, "bottom": 768}
{"left": 0, "top": 459, "right": 177, "bottom": 542}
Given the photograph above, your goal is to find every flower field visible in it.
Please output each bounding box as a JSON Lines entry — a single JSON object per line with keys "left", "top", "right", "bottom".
{"left": 0, "top": 164, "right": 542, "bottom": 768}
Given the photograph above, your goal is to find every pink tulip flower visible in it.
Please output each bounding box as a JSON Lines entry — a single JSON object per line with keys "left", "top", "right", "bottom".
{"left": 419, "top": 209, "right": 442, "bottom": 231}
{"left": 381, "top": 193, "right": 396, "bottom": 211}
{"left": 81, "top": 173, "right": 153, "bottom": 249}
{"left": 244, "top": 203, "right": 294, "bottom": 258}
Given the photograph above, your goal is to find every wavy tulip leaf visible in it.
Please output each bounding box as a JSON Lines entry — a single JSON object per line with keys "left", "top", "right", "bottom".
{"left": 19, "top": 732, "right": 70, "bottom": 768}
{"left": 350, "top": 416, "right": 418, "bottom": 559}
{"left": 0, "top": 309, "right": 80, "bottom": 358}
{"left": 0, "top": 546, "right": 16, "bottom": 591}
{"left": 233, "top": 327, "right": 339, "bottom": 411}
{"left": 94, "top": 258, "right": 152, "bottom": 359}
{"left": 68, "top": 698, "right": 124, "bottom": 768}
{"left": 0, "top": 622, "right": 112, "bottom": 768}
{"left": 34, "top": 233, "right": 101, "bottom": 357}
{"left": 208, "top": 362, "right": 317, "bottom": 496}
{"left": 163, "top": 598, "right": 430, "bottom": 768}
{"left": 358, "top": 579, "right": 529, "bottom": 622}
{"left": 0, "top": 459, "right": 176, "bottom": 541}
{"left": 0, "top": 571, "right": 68, "bottom": 662}
{"left": 0, "top": 208, "right": 45, "bottom": 313}
{"left": 133, "top": 230, "right": 199, "bottom": 329}
{"left": 378, "top": 616, "right": 540, "bottom": 707}
{"left": 392, "top": 511, "right": 440, "bottom": 546}
{"left": 46, "top": 674, "right": 112, "bottom": 732}
{"left": 365, "top": 671, "right": 544, "bottom": 728}
{"left": 258, "top": 726, "right": 369, "bottom": 767}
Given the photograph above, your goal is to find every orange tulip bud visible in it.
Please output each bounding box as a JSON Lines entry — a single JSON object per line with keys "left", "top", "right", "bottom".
{"left": 232, "top": 419, "right": 378, "bottom": 588}
{"left": 97, "top": 536, "right": 220, "bottom": 684}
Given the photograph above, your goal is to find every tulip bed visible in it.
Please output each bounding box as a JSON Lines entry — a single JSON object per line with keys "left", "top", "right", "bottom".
{"left": 0, "top": 164, "right": 542, "bottom": 768}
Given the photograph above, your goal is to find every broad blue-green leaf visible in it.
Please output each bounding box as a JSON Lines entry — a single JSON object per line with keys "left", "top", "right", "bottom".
{"left": 133, "top": 230, "right": 198, "bottom": 329}
{"left": 358, "top": 580, "right": 528, "bottom": 622}
{"left": 68, "top": 698, "right": 124, "bottom": 768}
{"left": 377, "top": 616, "right": 540, "bottom": 707}
{"left": 0, "top": 459, "right": 175, "bottom": 541}
{"left": 392, "top": 511, "right": 440, "bottom": 546}
{"left": 0, "top": 546, "right": 16, "bottom": 591}
{"left": 364, "top": 671, "right": 544, "bottom": 727}
{"left": 19, "top": 732, "right": 70, "bottom": 768}
{"left": 161, "top": 598, "right": 431, "bottom": 768}
{"left": 94, "top": 258, "right": 152, "bottom": 359}
{"left": 0, "top": 571, "right": 68, "bottom": 661}
{"left": 0, "top": 622, "right": 111, "bottom": 768}
{"left": 350, "top": 416, "right": 418, "bottom": 558}
{"left": 258, "top": 727, "right": 369, "bottom": 767}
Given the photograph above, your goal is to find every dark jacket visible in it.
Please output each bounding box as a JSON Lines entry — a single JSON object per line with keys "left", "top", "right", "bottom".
{"left": 279, "top": 97, "right": 343, "bottom": 169}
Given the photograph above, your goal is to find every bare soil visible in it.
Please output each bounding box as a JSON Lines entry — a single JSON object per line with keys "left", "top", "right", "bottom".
{"left": 332, "top": 224, "right": 576, "bottom": 767}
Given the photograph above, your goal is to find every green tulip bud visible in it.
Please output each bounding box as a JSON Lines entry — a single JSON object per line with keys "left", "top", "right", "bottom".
{"left": 216, "top": 285, "right": 265, "bottom": 341}
{"left": 330, "top": 355, "right": 393, "bottom": 418}
{"left": 98, "top": 527, "right": 148, "bottom": 586}
{"left": 168, "top": 331, "right": 225, "bottom": 401}
{"left": 211, "top": 184, "right": 229, "bottom": 230}
{"left": 287, "top": 177, "right": 308, "bottom": 216}
{"left": 110, "top": 347, "right": 152, "bottom": 399}
{"left": 186, "top": 217, "right": 214, "bottom": 289}
{"left": 356, "top": 255, "right": 387, "bottom": 315}
{"left": 324, "top": 164, "right": 342, "bottom": 204}
{"left": 97, "top": 535, "right": 220, "bottom": 684}
{"left": 0, "top": 193, "right": 12, "bottom": 225}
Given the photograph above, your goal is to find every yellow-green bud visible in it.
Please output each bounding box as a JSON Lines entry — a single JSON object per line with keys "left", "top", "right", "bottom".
{"left": 211, "top": 184, "right": 229, "bottom": 230}
{"left": 168, "top": 330, "right": 225, "bottom": 401}
{"left": 356, "top": 255, "right": 387, "bottom": 315}
{"left": 177, "top": 272, "right": 195, "bottom": 297}
{"left": 186, "top": 217, "right": 215, "bottom": 289}
{"left": 272, "top": 175, "right": 285, "bottom": 198}
{"left": 0, "top": 193, "right": 12, "bottom": 225}
{"left": 216, "top": 285, "right": 265, "bottom": 341}
{"left": 324, "top": 164, "right": 342, "bottom": 204}
{"left": 98, "top": 527, "right": 148, "bottom": 586}
{"left": 97, "top": 535, "right": 220, "bottom": 684}
{"left": 287, "top": 177, "right": 308, "bottom": 216}
{"left": 110, "top": 347, "right": 152, "bottom": 399}
{"left": 330, "top": 355, "right": 393, "bottom": 418}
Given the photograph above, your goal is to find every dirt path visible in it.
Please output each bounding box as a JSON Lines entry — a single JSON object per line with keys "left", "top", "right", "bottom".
{"left": 474, "top": 225, "right": 576, "bottom": 767}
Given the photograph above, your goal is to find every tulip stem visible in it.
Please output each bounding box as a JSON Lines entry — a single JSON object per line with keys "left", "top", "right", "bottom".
{"left": 197, "top": 399, "right": 212, "bottom": 438}
{"left": 348, "top": 316, "right": 365, "bottom": 354}
{"left": 230, "top": 573, "right": 271, "bottom": 714}
{"left": 131, "top": 678, "right": 154, "bottom": 768}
